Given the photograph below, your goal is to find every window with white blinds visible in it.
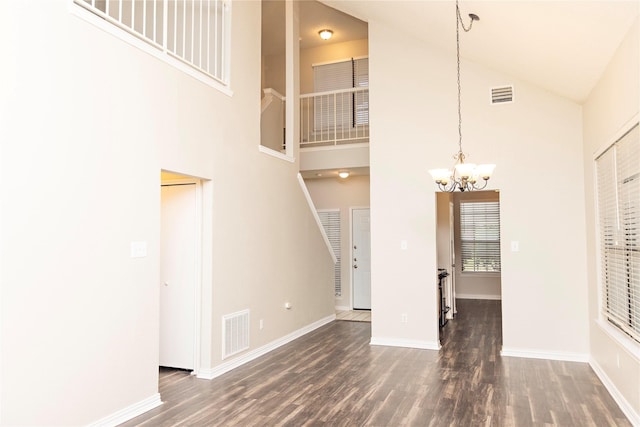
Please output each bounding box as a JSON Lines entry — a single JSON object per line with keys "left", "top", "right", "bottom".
{"left": 318, "top": 210, "right": 341, "bottom": 296}
{"left": 74, "top": 0, "right": 230, "bottom": 85}
{"left": 596, "top": 123, "right": 640, "bottom": 343}
{"left": 312, "top": 58, "right": 369, "bottom": 131}
{"left": 460, "top": 201, "right": 501, "bottom": 272}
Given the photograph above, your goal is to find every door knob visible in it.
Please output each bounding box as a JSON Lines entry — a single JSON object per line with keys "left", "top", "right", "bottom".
{"left": 354, "top": 264, "right": 358, "bottom": 269}
{"left": 354, "top": 258, "right": 357, "bottom": 262}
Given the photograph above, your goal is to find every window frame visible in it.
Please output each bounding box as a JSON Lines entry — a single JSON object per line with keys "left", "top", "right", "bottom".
{"left": 458, "top": 199, "right": 501, "bottom": 274}
{"left": 595, "top": 119, "right": 640, "bottom": 345}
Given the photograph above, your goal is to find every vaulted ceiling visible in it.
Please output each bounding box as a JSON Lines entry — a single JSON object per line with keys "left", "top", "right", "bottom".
{"left": 319, "top": 0, "right": 639, "bottom": 103}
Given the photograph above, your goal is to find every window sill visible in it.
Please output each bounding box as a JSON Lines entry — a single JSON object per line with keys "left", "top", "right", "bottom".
{"left": 460, "top": 272, "right": 501, "bottom": 278}
{"left": 596, "top": 318, "right": 640, "bottom": 362}
{"left": 259, "top": 145, "right": 294, "bottom": 163}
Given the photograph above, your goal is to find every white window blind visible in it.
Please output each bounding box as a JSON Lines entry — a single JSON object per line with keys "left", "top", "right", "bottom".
{"left": 74, "top": 0, "right": 230, "bottom": 84}
{"left": 596, "top": 123, "right": 640, "bottom": 343}
{"left": 312, "top": 58, "right": 369, "bottom": 131}
{"left": 460, "top": 201, "right": 501, "bottom": 272}
{"left": 318, "top": 210, "right": 341, "bottom": 296}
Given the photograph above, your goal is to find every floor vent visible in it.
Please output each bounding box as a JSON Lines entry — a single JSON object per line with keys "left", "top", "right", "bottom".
{"left": 222, "top": 310, "right": 250, "bottom": 359}
{"left": 491, "top": 85, "right": 514, "bottom": 104}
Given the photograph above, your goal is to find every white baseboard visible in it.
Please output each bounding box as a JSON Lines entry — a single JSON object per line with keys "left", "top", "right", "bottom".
{"left": 335, "top": 305, "right": 350, "bottom": 311}
{"left": 456, "top": 293, "right": 501, "bottom": 300}
{"left": 88, "top": 393, "right": 162, "bottom": 427}
{"left": 590, "top": 357, "right": 640, "bottom": 426}
{"left": 370, "top": 337, "right": 440, "bottom": 350}
{"left": 501, "top": 347, "right": 589, "bottom": 363}
{"left": 197, "top": 314, "right": 336, "bottom": 380}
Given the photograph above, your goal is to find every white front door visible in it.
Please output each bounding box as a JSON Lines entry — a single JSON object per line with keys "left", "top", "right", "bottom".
{"left": 352, "top": 208, "right": 371, "bottom": 310}
{"left": 160, "top": 183, "right": 197, "bottom": 370}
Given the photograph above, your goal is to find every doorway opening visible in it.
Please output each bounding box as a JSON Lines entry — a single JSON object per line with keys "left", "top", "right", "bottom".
{"left": 159, "top": 170, "right": 206, "bottom": 375}
{"left": 435, "top": 190, "right": 502, "bottom": 344}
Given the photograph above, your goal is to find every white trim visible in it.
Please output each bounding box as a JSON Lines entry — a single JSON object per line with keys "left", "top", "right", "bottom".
{"left": 596, "top": 319, "right": 640, "bottom": 361}
{"left": 593, "top": 113, "right": 640, "bottom": 159}
{"left": 500, "top": 347, "right": 589, "bottom": 363}
{"left": 297, "top": 174, "right": 338, "bottom": 264}
{"left": 370, "top": 337, "right": 440, "bottom": 351}
{"left": 197, "top": 314, "right": 336, "bottom": 380}
{"left": 258, "top": 145, "right": 295, "bottom": 163}
{"left": 87, "top": 393, "right": 162, "bottom": 427}
{"left": 300, "top": 142, "right": 369, "bottom": 153}
{"left": 589, "top": 357, "right": 640, "bottom": 426}
{"left": 456, "top": 293, "right": 501, "bottom": 300}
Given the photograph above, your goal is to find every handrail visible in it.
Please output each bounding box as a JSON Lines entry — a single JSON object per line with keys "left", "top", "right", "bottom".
{"left": 263, "top": 88, "right": 286, "bottom": 101}
{"left": 297, "top": 173, "right": 338, "bottom": 264}
{"left": 300, "top": 87, "right": 366, "bottom": 99}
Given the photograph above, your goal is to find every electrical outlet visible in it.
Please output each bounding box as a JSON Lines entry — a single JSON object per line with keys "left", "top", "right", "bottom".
{"left": 401, "top": 313, "right": 408, "bottom": 323}
{"left": 259, "top": 319, "right": 264, "bottom": 330}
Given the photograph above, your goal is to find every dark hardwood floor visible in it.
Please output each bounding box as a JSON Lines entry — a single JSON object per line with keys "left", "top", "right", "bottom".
{"left": 120, "top": 300, "right": 630, "bottom": 426}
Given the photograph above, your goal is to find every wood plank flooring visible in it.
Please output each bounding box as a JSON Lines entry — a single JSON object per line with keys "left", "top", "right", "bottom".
{"left": 120, "top": 300, "right": 630, "bottom": 426}
{"left": 336, "top": 310, "right": 371, "bottom": 322}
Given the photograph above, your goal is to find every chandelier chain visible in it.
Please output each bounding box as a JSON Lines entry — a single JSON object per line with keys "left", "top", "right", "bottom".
{"left": 456, "top": 2, "right": 463, "bottom": 156}
{"left": 456, "top": 0, "right": 475, "bottom": 158}
{"left": 429, "top": 1, "right": 494, "bottom": 192}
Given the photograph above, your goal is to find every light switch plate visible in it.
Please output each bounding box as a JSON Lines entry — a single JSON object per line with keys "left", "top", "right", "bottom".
{"left": 130, "top": 241, "right": 148, "bottom": 258}
{"left": 511, "top": 241, "right": 519, "bottom": 252}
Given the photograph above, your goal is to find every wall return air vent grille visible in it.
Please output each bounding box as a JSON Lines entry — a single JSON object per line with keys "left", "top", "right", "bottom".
{"left": 222, "top": 309, "right": 250, "bottom": 359}
{"left": 491, "top": 86, "right": 514, "bottom": 104}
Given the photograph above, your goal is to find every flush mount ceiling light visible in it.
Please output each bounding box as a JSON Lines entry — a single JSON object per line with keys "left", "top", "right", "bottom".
{"left": 429, "top": 0, "right": 495, "bottom": 192}
{"left": 338, "top": 171, "right": 350, "bottom": 179}
{"left": 318, "top": 29, "right": 333, "bottom": 40}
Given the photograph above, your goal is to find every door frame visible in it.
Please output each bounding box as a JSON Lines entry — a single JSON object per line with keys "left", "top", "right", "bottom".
{"left": 349, "top": 206, "right": 371, "bottom": 310}
{"left": 160, "top": 178, "right": 203, "bottom": 375}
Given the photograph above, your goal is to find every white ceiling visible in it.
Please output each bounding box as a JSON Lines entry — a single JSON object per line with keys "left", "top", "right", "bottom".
{"left": 319, "top": 0, "right": 639, "bottom": 103}
{"left": 262, "top": 0, "right": 368, "bottom": 56}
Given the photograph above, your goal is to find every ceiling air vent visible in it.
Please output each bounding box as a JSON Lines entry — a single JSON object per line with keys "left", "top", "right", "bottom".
{"left": 491, "top": 85, "right": 514, "bottom": 104}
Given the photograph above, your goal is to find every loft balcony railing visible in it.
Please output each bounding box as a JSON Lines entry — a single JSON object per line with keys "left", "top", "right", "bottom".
{"left": 300, "top": 87, "right": 369, "bottom": 147}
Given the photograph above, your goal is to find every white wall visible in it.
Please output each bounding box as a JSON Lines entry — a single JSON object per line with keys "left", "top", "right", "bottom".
{"left": 583, "top": 18, "right": 640, "bottom": 421}
{"left": 305, "top": 175, "right": 371, "bottom": 309}
{"left": 0, "top": 1, "right": 334, "bottom": 425}
{"left": 368, "top": 18, "right": 588, "bottom": 355}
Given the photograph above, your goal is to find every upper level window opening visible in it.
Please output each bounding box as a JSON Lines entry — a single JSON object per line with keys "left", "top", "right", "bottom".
{"left": 73, "top": 0, "right": 231, "bottom": 87}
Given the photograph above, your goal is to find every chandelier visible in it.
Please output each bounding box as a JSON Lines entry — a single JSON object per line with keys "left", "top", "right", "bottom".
{"left": 429, "top": 0, "right": 495, "bottom": 192}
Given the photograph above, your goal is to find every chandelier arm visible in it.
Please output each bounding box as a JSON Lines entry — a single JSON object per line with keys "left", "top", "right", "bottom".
{"left": 471, "top": 179, "right": 489, "bottom": 191}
